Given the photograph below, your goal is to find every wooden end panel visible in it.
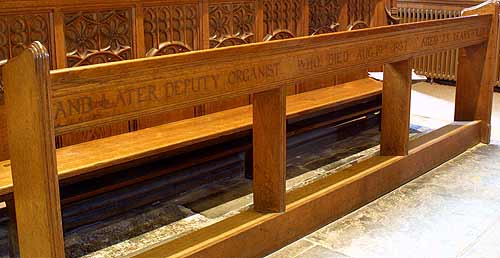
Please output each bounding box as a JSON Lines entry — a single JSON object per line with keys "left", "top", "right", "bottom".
{"left": 3, "top": 43, "right": 65, "bottom": 258}
{"left": 455, "top": 2, "right": 500, "bottom": 144}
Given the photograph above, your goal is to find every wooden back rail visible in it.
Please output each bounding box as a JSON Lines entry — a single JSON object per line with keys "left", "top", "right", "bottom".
{"left": 3, "top": 0, "right": 499, "bottom": 256}
{"left": 0, "top": 0, "right": 396, "bottom": 159}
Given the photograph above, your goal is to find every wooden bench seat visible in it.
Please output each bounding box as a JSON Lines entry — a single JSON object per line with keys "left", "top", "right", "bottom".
{"left": 0, "top": 78, "right": 381, "bottom": 199}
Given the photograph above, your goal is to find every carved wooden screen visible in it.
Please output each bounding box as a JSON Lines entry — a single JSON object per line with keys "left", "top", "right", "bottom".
{"left": 347, "top": 0, "right": 377, "bottom": 26}
{"left": 203, "top": 1, "right": 257, "bottom": 114}
{"left": 209, "top": 2, "right": 256, "bottom": 48}
{"left": 139, "top": 3, "right": 201, "bottom": 130}
{"left": 144, "top": 4, "right": 200, "bottom": 54}
{"left": 309, "top": 0, "right": 341, "bottom": 35}
{"left": 0, "top": 0, "right": 389, "bottom": 159}
{"left": 0, "top": 13, "right": 53, "bottom": 64}
{"left": 263, "top": 0, "right": 303, "bottom": 39}
{"left": 64, "top": 10, "right": 134, "bottom": 67}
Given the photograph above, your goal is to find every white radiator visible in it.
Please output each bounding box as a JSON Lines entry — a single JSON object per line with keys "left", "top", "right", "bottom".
{"left": 398, "top": 7, "right": 461, "bottom": 81}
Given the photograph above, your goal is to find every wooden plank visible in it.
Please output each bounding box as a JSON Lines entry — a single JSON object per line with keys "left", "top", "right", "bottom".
{"left": 50, "top": 15, "right": 490, "bottom": 133}
{"left": 0, "top": 78, "right": 382, "bottom": 198}
{"left": 129, "top": 121, "right": 481, "bottom": 258}
{"left": 455, "top": 1, "right": 500, "bottom": 144}
{"left": 381, "top": 59, "right": 412, "bottom": 155}
{"left": 3, "top": 42, "right": 65, "bottom": 258}
{"left": 134, "top": 4, "right": 146, "bottom": 58}
{"left": 53, "top": 10, "right": 67, "bottom": 69}
{"left": 253, "top": 87, "right": 286, "bottom": 213}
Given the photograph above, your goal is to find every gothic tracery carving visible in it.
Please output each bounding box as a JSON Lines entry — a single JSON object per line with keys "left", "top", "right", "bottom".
{"left": 0, "top": 13, "right": 51, "bottom": 102}
{"left": 65, "top": 9, "right": 133, "bottom": 67}
{"left": 347, "top": 0, "right": 376, "bottom": 25}
{"left": 263, "top": 29, "right": 295, "bottom": 41}
{"left": 309, "top": 0, "right": 341, "bottom": 35}
{"left": 144, "top": 4, "right": 199, "bottom": 54}
{"left": 263, "top": 0, "right": 302, "bottom": 39}
{"left": 0, "top": 13, "right": 51, "bottom": 61}
{"left": 209, "top": 2, "right": 255, "bottom": 48}
{"left": 146, "top": 41, "right": 192, "bottom": 56}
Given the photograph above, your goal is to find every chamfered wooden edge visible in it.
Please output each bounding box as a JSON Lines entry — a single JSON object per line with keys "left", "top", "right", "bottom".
{"left": 4, "top": 42, "right": 66, "bottom": 258}
{"left": 128, "top": 120, "right": 481, "bottom": 258}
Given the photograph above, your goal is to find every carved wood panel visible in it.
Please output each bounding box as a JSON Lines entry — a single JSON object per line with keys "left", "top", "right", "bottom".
{"left": 143, "top": 4, "right": 199, "bottom": 54}
{"left": 209, "top": 2, "right": 256, "bottom": 48}
{"left": 64, "top": 9, "right": 134, "bottom": 67}
{"left": 138, "top": 4, "right": 200, "bottom": 130}
{"left": 61, "top": 9, "right": 134, "bottom": 146}
{"left": 263, "top": 0, "right": 303, "bottom": 38}
{"left": 0, "top": 0, "right": 390, "bottom": 153}
{"left": 309, "top": 0, "right": 341, "bottom": 35}
{"left": 347, "top": 0, "right": 376, "bottom": 25}
{"left": 0, "top": 13, "right": 51, "bottom": 62}
{"left": 0, "top": 13, "right": 51, "bottom": 160}
{"left": 203, "top": 2, "right": 257, "bottom": 114}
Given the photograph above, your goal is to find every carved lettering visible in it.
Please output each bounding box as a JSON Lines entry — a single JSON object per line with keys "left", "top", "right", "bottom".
{"left": 298, "top": 56, "right": 322, "bottom": 71}
{"left": 227, "top": 63, "right": 280, "bottom": 85}
{"left": 51, "top": 21, "right": 490, "bottom": 129}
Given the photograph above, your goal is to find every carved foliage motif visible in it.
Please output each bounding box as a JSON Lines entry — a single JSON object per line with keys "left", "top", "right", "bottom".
{"left": 347, "top": 0, "right": 376, "bottom": 25}
{"left": 263, "top": 0, "right": 302, "bottom": 38}
{"left": 0, "top": 14, "right": 51, "bottom": 61}
{"left": 309, "top": 0, "right": 340, "bottom": 35}
{"left": 209, "top": 2, "right": 255, "bottom": 48}
{"left": 0, "top": 13, "right": 51, "bottom": 103}
{"left": 263, "top": 29, "right": 295, "bottom": 41}
{"left": 65, "top": 10, "right": 133, "bottom": 67}
{"left": 146, "top": 41, "right": 192, "bottom": 57}
{"left": 144, "top": 4, "right": 199, "bottom": 54}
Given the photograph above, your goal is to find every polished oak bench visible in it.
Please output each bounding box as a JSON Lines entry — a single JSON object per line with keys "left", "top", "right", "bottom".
{"left": 4, "top": 0, "right": 499, "bottom": 256}
{"left": 0, "top": 78, "right": 382, "bottom": 199}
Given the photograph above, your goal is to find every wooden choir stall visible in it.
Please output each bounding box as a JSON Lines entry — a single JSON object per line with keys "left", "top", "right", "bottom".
{"left": 1, "top": 0, "right": 499, "bottom": 257}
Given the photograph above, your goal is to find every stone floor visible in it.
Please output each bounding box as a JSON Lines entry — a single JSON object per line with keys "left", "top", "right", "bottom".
{"left": 268, "top": 82, "right": 500, "bottom": 258}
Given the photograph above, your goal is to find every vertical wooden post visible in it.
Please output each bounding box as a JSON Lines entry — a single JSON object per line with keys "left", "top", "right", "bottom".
{"left": 3, "top": 42, "right": 65, "bottom": 258}
{"left": 53, "top": 10, "right": 67, "bottom": 69}
{"left": 371, "top": 0, "right": 389, "bottom": 27}
{"left": 134, "top": 4, "right": 146, "bottom": 58}
{"left": 302, "top": 0, "right": 310, "bottom": 37}
{"left": 381, "top": 59, "right": 412, "bottom": 156}
{"left": 455, "top": 1, "right": 500, "bottom": 144}
{"left": 253, "top": 87, "right": 286, "bottom": 213}
{"left": 256, "top": 0, "right": 264, "bottom": 42}
{"left": 201, "top": 0, "right": 210, "bottom": 50}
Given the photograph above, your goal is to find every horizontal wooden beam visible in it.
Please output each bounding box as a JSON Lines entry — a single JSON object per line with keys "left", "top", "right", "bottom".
{"left": 129, "top": 121, "right": 481, "bottom": 258}
{"left": 49, "top": 15, "right": 490, "bottom": 133}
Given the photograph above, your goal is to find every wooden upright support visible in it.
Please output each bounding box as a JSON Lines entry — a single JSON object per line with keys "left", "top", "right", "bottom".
{"left": 253, "top": 87, "right": 287, "bottom": 213}
{"left": 3, "top": 42, "right": 66, "bottom": 258}
{"left": 455, "top": 0, "right": 500, "bottom": 144}
{"left": 381, "top": 59, "right": 412, "bottom": 156}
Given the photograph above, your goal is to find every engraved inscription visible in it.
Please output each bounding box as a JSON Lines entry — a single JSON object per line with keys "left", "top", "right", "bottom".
{"left": 295, "top": 27, "right": 487, "bottom": 74}
{"left": 51, "top": 21, "right": 490, "bottom": 131}
{"left": 421, "top": 27, "right": 489, "bottom": 47}
{"left": 53, "top": 62, "right": 280, "bottom": 126}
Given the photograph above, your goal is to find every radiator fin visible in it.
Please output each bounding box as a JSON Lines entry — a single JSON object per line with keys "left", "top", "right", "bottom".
{"left": 398, "top": 7, "right": 461, "bottom": 81}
